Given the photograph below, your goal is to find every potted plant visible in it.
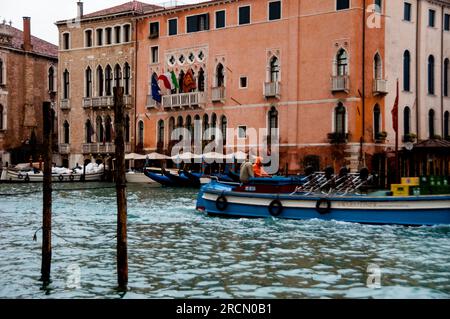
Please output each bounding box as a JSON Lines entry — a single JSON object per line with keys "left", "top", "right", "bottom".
{"left": 375, "top": 131, "right": 387, "bottom": 142}
{"left": 403, "top": 133, "right": 417, "bottom": 143}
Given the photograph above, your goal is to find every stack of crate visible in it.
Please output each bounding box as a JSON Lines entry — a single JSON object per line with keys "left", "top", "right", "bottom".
{"left": 390, "top": 178, "right": 420, "bottom": 196}
{"left": 417, "top": 176, "right": 450, "bottom": 195}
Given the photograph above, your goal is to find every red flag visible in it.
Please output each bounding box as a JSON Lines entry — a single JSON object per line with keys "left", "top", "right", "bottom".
{"left": 391, "top": 79, "right": 399, "bottom": 133}
{"left": 183, "top": 69, "right": 197, "bottom": 93}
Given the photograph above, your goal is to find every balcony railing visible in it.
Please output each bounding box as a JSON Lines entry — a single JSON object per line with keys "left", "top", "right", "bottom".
{"left": 263, "top": 82, "right": 281, "bottom": 98}
{"left": 328, "top": 132, "right": 349, "bottom": 144}
{"left": 331, "top": 75, "right": 349, "bottom": 92}
{"left": 146, "top": 95, "right": 158, "bottom": 109}
{"left": 83, "top": 95, "right": 132, "bottom": 109}
{"left": 162, "top": 92, "right": 206, "bottom": 110}
{"left": 82, "top": 142, "right": 131, "bottom": 154}
{"left": 59, "top": 144, "right": 70, "bottom": 154}
{"left": 211, "top": 86, "right": 226, "bottom": 102}
{"left": 60, "top": 99, "right": 70, "bottom": 110}
{"left": 373, "top": 79, "right": 388, "bottom": 95}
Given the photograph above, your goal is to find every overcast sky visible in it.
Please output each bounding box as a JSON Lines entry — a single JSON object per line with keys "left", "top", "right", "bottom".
{"left": 1, "top": 0, "right": 205, "bottom": 45}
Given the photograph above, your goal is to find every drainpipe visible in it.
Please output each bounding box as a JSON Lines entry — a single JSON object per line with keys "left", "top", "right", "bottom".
{"left": 441, "top": 4, "right": 444, "bottom": 136}
{"left": 415, "top": 0, "right": 421, "bottom": 138}
{"left": 361, "top": 0, "right": 367, "bottom": 166}
{"left": 133, "top": 18, "right": 138, "bottom": 153}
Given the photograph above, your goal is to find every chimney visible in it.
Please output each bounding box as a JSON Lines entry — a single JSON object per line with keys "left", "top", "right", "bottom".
{"left": 77, "top": 1, "right": 84, "bottom": 19}
{"left": 22, "top": 17, "right": 33, "bottom": 52}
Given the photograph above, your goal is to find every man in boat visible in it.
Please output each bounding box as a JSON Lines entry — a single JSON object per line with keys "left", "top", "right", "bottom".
{"left": 240, "top": 157, "right": 254, "bottom": 184}
{"left": 253, "top": 156, "right": 269, "bottom": 178}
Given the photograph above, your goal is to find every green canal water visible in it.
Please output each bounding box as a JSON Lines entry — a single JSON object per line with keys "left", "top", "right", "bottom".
{"left": 0, "top": 182, "right": 449, "bottom": 299}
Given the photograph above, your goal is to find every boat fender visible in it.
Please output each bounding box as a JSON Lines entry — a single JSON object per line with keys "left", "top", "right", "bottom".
{"left": 18, "top": 173, "right": 24, "bottom": 180}
{"left": 58, "top": 174, "right": 64, "bottom": 182}
{"left": 316, "top": 198, "right": 331, "bottom": 215}
{"left": 216, "top": 195, "right": 228, "bottom": 212}
{"left": 69, "top": 175, "right": 75, "bottom": 182}
{"left": 24, "top": 174, "right": 30, "bottom": 182}
{"left": 268, "top": 199, "right": 284, "bottom": 217}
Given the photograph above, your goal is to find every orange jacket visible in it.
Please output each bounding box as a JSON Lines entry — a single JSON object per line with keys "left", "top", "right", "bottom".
{"left": 253, "top": 157, "right": 269, "bottom": 177}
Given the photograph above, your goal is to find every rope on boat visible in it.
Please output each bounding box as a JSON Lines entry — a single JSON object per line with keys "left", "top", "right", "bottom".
{"left": 33, "top": 227, "right": 117, "bottom": 245}
{"left": 0, "top": 186, "right": 117, "bottom": 197}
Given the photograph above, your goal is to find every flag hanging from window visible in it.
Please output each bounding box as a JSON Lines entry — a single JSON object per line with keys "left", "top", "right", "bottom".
{"left": 151, "top": 73, "right": 162, "bottom": 103}
{"left": 158, "top": 73, "right": 172, "bottom": 90}
{"left": 183, "top": 69, "right": 197, "bottom": 93}
{"left": 391, "top": 79, "right": 399, "bottom": 133}
{"left": 170, "top": 71, "right": 180, "bottom": 91}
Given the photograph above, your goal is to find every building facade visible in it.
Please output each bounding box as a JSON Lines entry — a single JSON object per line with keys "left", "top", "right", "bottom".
{"left": 385, "top": 0, "right": 450, "bottom": 176}
{"left": 0, "top": 17, "right": 58, "bottom": 165}
{"left": 135, "top": 0, "right": 387, "bottom": 174}
{"left": 55, "top": 1, "right": 160, "bottom": 168}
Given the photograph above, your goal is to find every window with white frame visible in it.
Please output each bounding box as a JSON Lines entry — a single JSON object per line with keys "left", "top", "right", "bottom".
{"left": 0, "top": 104, "right": 6, "bottom": 130}
{"left": 336, "top": 0, "right": 350, "bottom": 10}
{"left": 215, "top": 10, "right": 226, "bottom": 29}
{"left": 62, "top": 32, "right": 70, "bottom": 50}
{"left": 238, "top": 126, "right": 247, "bottom": 139}
{"left": 96, "top": 29, "right": 103, "bottom": 46}
{"left": 123, "top": 24, "right": 131, "bottom": 42}
{"left": 239, "top": 76, "right": 248, "bottom": 89}
{"left": 85, "top": 29, "right": 93, "bottom": 48}
{"left": 168, "top": 18, "right": 178, "bottom": 36}
{"left": 105, "top": 27, "right": 112, "bottom": 45}
{"left": 114, "top": 26, "right": 121, "bottom": 43}
{"left": 239, "top": 6, "right": 251, "bottom": 25}
{"left": 269, "top": 1, "right": 281, "bottom": 21}
{"left": 150, "top": 46, "right": 159, "bottom": 64}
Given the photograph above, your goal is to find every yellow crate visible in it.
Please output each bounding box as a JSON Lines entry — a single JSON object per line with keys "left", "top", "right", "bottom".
{"left": 391, "top": 184, "right": 410, "bottom": 196}
{"left": 401, "top": 177, "right": 420, "bottom": 186}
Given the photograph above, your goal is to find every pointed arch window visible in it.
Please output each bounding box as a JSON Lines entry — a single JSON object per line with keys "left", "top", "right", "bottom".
{"left": 124, "top": 63, "right": 131, "bottom": 95}
{"left": 96, "top": 116, "right": 103, "bottom": 142}
{"left": 335, "top": 103, "right": 346, "bottom": 135}
{"left": 125, "top": 115, "right": 130, "bottom": 142}
{"left": 169, "top": 117, "right": 175, "bottom": 141}
{"left": 105, "top": 116, "right": 112, "bottom": 142}
{"left": 403, "top": 106, "right": 411, "bottom": 136}
{"left": 336, "top": 49, "right": 348, "bottom": 76}
{"left": 105, "top": 65, "right": 112, "bottom": 96}
{"left": 138, "top": 120, "right": 144, "bottom": 146}
{"left": 97, "top": 66, "right": 104, "bottom": 97}
{"left": 428, "top": 109, "right": 435, "bottom": 138}
{"left": 268, "top": 107, "right": 278, "bottom": 146}
{"left": 216, "top": 63, "right": 224, "bottom": 87}
{"left": 186, "top": 115, "right": 193, "bottom": 142}
{"left": 221, "top": 115, "right": 227, "bottom": 145}
{"left": 403, "top": 50, "right": 411, "bottom": 91}
{"left": 374, "top": 53, "right": 382, "bottom": 79}
{"left": 444, "top": 111, "right": 449, "bottom": 139}
{"left": 85, "top": 120, "right": 92, "bottom": 143}
{"left": 158, "top": 119, "right": 165, "bottom": 145}
{"left": 444, "top": 58, "right": 449, "bottom": 97}
{"left": 198, "top": 68, "right": 205, "bottom": 92}
{"left": 63, "top": 120, "right": 70, "bottom": 144}
{"left": 85, "top": 67, "right": 92, "bottom": 98}
{"left": 373, "top": 104, "right": 381, "bottom": 138}
{"left": 270, "top": 56, "right": 280, "bottom": 83}
{"left": 48, "top": 66, "right": 55, "bottom": 92}
{"left": 428, "top": 55, "right": 435, "bottom": 95}
{"left": 114, "top": 64, "right": 122, "bottom": 89}
{"left": 63, "top": 69, "right": 70, "bottom": 99}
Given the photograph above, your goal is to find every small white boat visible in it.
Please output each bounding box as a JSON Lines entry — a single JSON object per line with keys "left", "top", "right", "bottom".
{"left": 2, "top": 169, "right": 104, "bottom": 182}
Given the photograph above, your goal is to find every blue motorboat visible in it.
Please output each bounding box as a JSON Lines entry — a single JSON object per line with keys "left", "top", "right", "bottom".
{"left": 196, "top": 179, "right": 450, "bottom": 226}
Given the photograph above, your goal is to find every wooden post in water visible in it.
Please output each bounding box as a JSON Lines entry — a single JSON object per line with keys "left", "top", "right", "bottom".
{"left": 41, "top": 101, "right": 52, "bottom": 285}
{"left": 114, "top": 87, "right": 128, "bottom": 291}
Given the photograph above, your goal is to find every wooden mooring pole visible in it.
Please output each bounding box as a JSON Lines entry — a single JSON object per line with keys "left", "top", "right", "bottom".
{"left": 114, "top": 87, "right": 128, "bottom": 291}
{"left": 41, "top": 101, "right": 52, "bottom": 285}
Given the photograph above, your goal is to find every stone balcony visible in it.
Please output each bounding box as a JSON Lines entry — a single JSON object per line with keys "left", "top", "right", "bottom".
{"left": 82, "top": 142, "right": 131, "bottom": 154}
{"left": 263, "top": 82, "right": 281, "bottom": 99}
{"left": 146, "top": 95, "right": 158, "bottom": 109}
{"left": 60, "top": 99, "right": 70, "bottom": 110}
{"left": 211, "top": 86, "right": 226, "bottom": 102}
{"left": 59, "top": 143, "right": 70, "bottom": 154}
{"left": 83, "top": 95, "right": 132, "bottom": 109}
{"left": 373, "top": 79, "right": 388, "bottom": 95}
{"left": 331, "top": 75, "right": 350, "bottom": 93}
{"left": 162, "top": 92, "right": 206, "bottom": 110}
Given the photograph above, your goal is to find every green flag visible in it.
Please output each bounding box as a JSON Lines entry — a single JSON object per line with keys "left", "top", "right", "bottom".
{"left": 170, "top": 71, "right": 179, "bottom": 90}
